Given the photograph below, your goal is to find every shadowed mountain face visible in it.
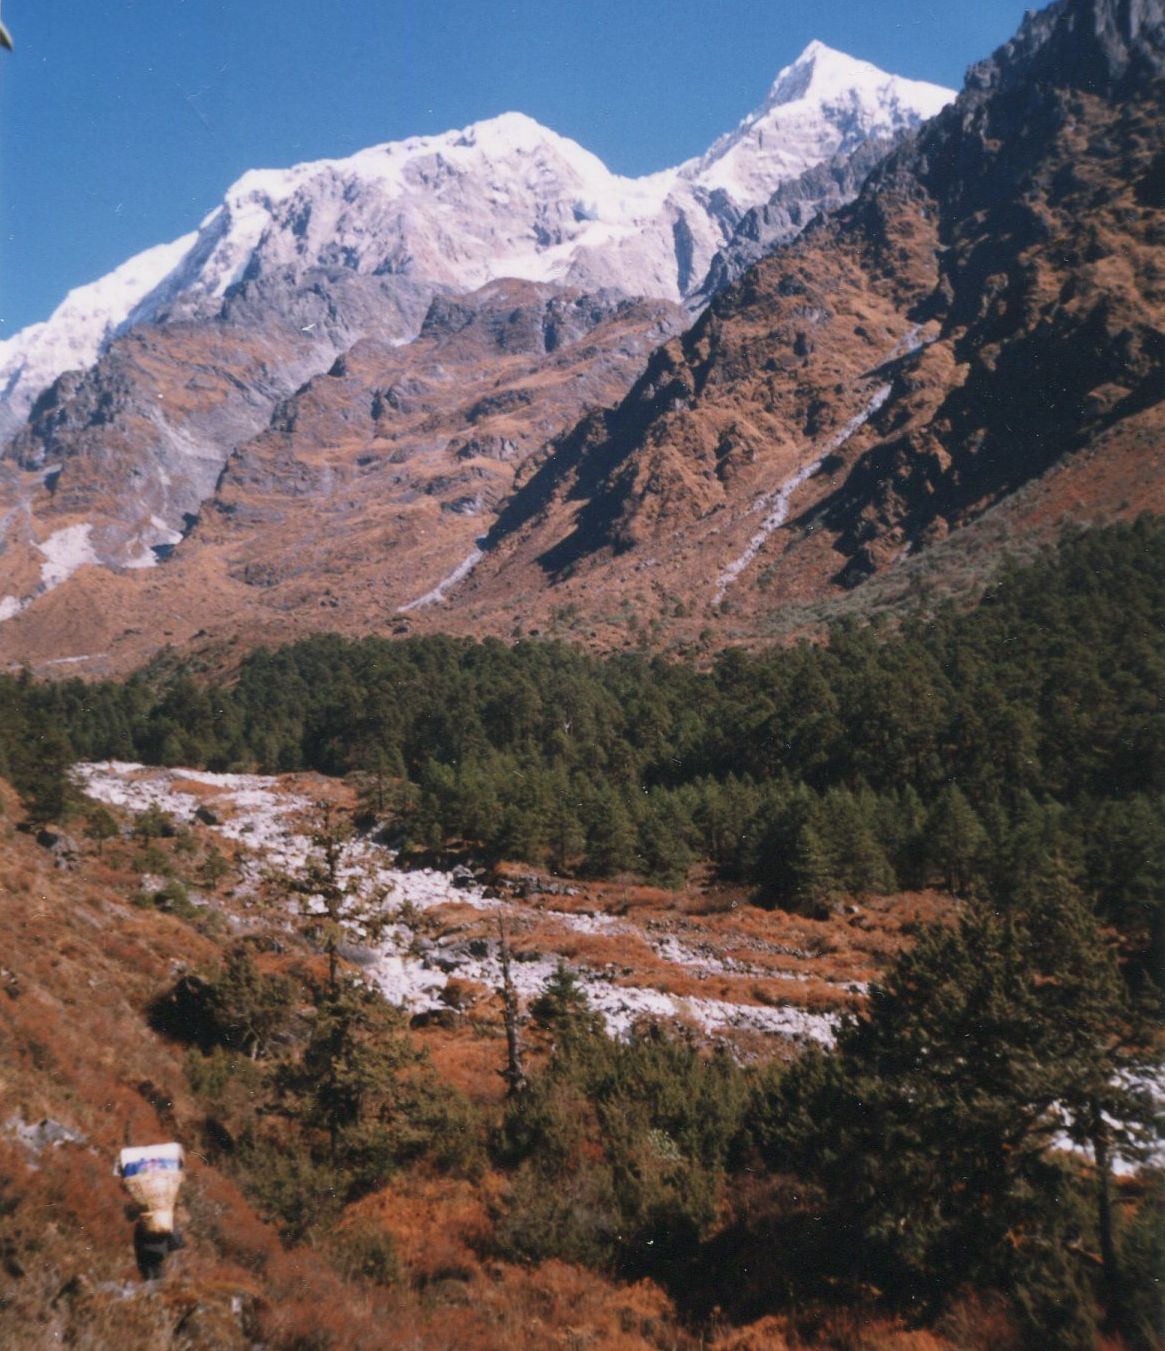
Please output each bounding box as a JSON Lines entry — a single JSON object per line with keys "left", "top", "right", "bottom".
{"left": 463, "top": 0, "right": 1165, "bottom": 622}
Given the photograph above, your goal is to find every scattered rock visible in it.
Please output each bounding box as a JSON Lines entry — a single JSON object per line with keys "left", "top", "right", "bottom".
{"left": 5, "top": 1115, "right": 87, "bottom": 1159}
{"left": 35, "top": 829, "right": 81, "bottom": 870}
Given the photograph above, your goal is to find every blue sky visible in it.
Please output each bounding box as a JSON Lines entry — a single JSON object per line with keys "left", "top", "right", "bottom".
{"left": 0, "top": 1, "right": 1030, "bottom": 338}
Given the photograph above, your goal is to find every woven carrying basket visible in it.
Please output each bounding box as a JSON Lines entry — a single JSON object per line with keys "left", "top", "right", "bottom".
{"left": 117, "top": 1144, "right": 184, "bottom": 1234}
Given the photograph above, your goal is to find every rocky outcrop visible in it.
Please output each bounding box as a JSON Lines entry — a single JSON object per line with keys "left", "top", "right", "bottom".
{"left": 469, "top": 0, "right": 1165, "bottom": 613}
{"left": 691, "top": 134, "right": 901, "bottom": 302}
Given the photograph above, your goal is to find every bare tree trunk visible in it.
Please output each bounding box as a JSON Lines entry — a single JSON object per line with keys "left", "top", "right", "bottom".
{"left": 1091, "top": 1107, "right": 1123, "bottom": 1324}
{"left": 497, "top": 920, "right": 527, "bottom": 1097}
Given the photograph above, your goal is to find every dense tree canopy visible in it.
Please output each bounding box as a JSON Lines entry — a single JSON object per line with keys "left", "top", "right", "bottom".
{"left": 1, "top": 519, "right": 1162, "bottom": 956}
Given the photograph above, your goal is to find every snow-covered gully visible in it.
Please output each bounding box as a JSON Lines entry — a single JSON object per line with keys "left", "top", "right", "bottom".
{"left": 398, "top": 546, "right": 485, "bottom": 613}
{"left": 76, "top": 762, "right": 838, "bottom": 1048}
{"left": 713, "top": 382, "right": 893, "bottom": 603}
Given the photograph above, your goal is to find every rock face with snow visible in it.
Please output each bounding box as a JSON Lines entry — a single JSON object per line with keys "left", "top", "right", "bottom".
{"left": 451, "top": 0, "right": 1165, "bottom": 629}
{"left": 0, "top": 234, "right": 197, "bottom": 441}
{"left": 0, "top": 39, "right": 952, "bottom": 658}
{"left": 690, "top": 133, "right": 902, "bottom": 303}
{"left": 679, "top": 40, "right": 950, "bottom": 204}
{"left": 0, "top": 43, "right": 951, "bottom": 428}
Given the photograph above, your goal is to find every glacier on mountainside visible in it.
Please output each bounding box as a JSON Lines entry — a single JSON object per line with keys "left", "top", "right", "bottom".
{"left": 0, "top": 43, "right": 954, "bottom": 427}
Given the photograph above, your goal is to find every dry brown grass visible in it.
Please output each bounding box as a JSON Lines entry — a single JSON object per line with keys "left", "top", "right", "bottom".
{"left": 0, "top": 781, "right": 994, "bottom": 1349}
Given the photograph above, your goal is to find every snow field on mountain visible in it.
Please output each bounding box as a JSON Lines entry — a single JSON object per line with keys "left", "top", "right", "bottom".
{"left": 0, "top": 45, "right": 955, "bottom": 426}
{"left": 36, "top": 523, "right": 100, "bottom": 589}
{"left": 684, "top": 41, "right": 952, "bottom": 203}
{"left": 75, "top": 761, "right": 838, "bottom": 1047}
{"left": 0, "top": 522, "right": 103, "bottom": 626}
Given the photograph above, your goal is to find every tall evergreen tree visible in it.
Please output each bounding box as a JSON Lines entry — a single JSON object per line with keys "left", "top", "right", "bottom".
{"left": 760, "top": 894, "right": 1161, "bottom": 1336}
{"left": 284, "top": 804, "right": 393, "bottom": 991}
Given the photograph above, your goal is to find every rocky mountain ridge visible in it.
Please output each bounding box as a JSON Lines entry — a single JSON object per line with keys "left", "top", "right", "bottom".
{"left": 2, "top": 1, "right": 1162, "bottom": 674}
{"left": 0, "top": 42, "right": 951, "bottom": 429}
{"left": 0, "top": 41, "right": 953, "bottom": 667}
{"left": 442, "top": 0, "right": 1165, "bottom": 630}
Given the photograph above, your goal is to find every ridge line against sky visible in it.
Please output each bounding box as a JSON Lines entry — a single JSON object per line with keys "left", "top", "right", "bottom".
{"left": 0, "top": 0, "right": 1030, "bottom": 337}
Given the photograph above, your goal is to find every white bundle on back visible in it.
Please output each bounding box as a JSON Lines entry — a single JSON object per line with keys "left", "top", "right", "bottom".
{"left": 116, "top": 1143, "right": 185, "bottom": 1234}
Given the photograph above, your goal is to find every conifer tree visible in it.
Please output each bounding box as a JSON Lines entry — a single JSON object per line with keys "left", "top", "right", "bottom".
{"left": 788, "top": 820, "right": 837, "bottom": 914}
{"left": 84, "top": 804, "right": 119, "bottom": 855}
{"left": 583, "top": 786, "right": 638, "bottom": 877}
{"left": 924, "top": 783, "right": 987, "bottom": 894}
{"left": 205, "top": 943, "right": 295, "bottom": 1060}
{"left": 287, "top": 976, "right": 418, "bottom": 1168}
{"left": 761, "top": 890, "right": 1160, "bottom": 1333}
{"left": 284, "top": 804, "right": 394, "bottom": 991}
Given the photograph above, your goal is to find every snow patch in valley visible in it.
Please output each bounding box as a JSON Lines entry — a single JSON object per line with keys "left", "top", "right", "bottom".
{"left": 714, "top": 383, "right": 893, "bottom": 602}
{"left": 75, "top": 761, "right": 836, "bottom": 1048}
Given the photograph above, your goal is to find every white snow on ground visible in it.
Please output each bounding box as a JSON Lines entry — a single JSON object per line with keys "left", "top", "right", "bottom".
{"left": 398, "top": 547, "right": 484, "bottom": 612}
{"left": 0, "top": 523, "right": 102, "bottom": 625}
{"left": 75, "top": 760, "right": 1161, "bottom": 1153}
{"left": 713, "top": 383, "right": 893, "bottom": 603}
{"left": 714, "top": 457, "right": 828, "bottom": 604}
{"left": 73, "top": 762, "right": 1161, "bottom": 1133}
{"left": 124, "top": 519, "right": 184, "bottom": 571}
{"left": 75, "top": 761, "right": 836, "bottom": 1047}
{"left": 36, "top": 523, "right": 100, "bottom": 590}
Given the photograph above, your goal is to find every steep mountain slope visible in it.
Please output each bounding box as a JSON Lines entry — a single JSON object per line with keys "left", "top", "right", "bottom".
{"left": 447, "top": 0, "right": 1165, "bottom": 637}
{"left": 0, "top": 282, "right": 684, "bottom": 672}
{"left": 689, "top": 133, "right": 901, "bottom": 302}
{"left": 0, "top": 42, "right": 952, "bottom": 670}
{"left": 0, "top": 44, "right": 949, "bottom": 426}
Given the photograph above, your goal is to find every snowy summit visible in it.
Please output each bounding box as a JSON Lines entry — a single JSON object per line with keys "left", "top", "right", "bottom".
{"left": 0, "top": 43, "right": 955, "bottom": 426}
{"left": 683, "top": 40, "right": 954, "bottom": 201}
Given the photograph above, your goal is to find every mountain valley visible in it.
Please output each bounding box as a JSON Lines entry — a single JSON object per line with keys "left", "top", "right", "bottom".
{"left": 0, "top": 40, "right": 958, "bottom": 672}
{"left": 0, "top": 3, "right": 1163, "bottom": 1347}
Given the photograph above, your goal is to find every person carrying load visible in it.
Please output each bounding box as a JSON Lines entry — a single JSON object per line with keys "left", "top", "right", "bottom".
{"left": 115, "top": 1143, "right": 186, "bottom": 1280}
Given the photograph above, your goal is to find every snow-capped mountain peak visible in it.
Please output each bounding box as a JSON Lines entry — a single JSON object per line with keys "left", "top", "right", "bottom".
{"left": 684, "top": 40, "right": 954, "bottom": 202}
{"left": 0, "top": 46, "right": 955, "bottom": 427}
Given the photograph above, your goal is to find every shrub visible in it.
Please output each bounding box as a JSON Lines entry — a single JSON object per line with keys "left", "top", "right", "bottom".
{"left": 328, "top": 1218, "right": 401, "bottom": 1287}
